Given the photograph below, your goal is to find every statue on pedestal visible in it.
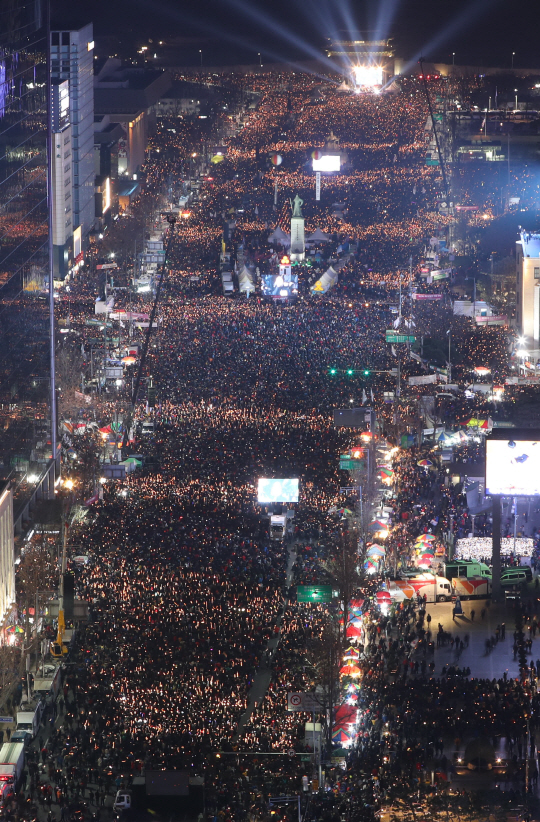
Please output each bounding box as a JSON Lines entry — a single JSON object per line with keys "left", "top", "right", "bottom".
{"left": 290, "top": 194, "right": 304, "bottom": 218}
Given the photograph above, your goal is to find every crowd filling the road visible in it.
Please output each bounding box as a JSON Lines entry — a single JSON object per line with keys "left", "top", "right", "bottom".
{"left": 7, "top": 68, "right": 540, "bottom": 822}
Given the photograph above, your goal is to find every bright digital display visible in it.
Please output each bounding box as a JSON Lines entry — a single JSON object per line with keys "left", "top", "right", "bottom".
{"left": 51, "top": 81, "right": 70, "bottom": 132}
{"left": 262, "top": 273, "right": 298, "bottom": 298}
{"left": 486, "top": 438, "right": 540, "bottom": 496}
{"left": 312, "top": 155, "right": 341, "bottom": 172}
{"left": 258, "top": 478, "right": 299, "bottom": 503}
{"left": 353, "top": 65, "right": 383, "bottom": 87}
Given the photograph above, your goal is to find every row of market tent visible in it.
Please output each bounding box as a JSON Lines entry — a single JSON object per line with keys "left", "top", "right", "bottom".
{"left": 334, "top": 596, "right": 365, "bottom": 748}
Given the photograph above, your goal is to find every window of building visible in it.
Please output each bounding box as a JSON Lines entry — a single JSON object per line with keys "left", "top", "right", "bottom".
{"left": 62, "top": 32, "right": 70, "bottom": 46}
{"left": 51, "top": 32, "right": 60, "bottom": 46}
{"left": 535, "top": 267, "right": 540, "bottom": 279}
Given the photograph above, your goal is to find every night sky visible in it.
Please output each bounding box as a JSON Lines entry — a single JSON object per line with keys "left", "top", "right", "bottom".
{"left": 52, "top": 0, "right": 539, "bottom": 69}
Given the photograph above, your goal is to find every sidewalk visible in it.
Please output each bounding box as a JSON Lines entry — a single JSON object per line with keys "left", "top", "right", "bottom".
{"left": 16, "top": 684, "right": 117, "bottom": 822}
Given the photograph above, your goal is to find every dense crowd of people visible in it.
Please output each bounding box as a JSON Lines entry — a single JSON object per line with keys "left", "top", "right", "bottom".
{"left": 17, "top": 67, "right": 539, "bottom": 822}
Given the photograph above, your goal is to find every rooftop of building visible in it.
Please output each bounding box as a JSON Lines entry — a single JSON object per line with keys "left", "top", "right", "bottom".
{"left": 518, "top": 229, "right": 540, "bottom": 258}
{"left": 326, "top": 35, "right": 394, "bottom": 59}
{"left": 93, "top": 59, "right": 171, "bottom": 117}
{"left": 94, "top": 119, "right": 125, "bottom": 143}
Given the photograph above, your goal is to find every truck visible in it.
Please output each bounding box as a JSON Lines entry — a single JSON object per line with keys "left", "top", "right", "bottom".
{"left": 221, "top": 271, "right": 235, "bottom": 295}
{"left": 389, "top": 574, "right": 452, "bottom": 603}
{"left": 269, "top": 511, "right": 294, "bottom": 541}
{"left": 0, "top": 742, "right": 25, "bottom": 792}
{"left": 451, "top": 575, "right": 492, "bottom": 599}
{"left": 444, "top": 560, "right": 491, "bottom": 581}
{"left": 16, "top": 703, "right": 43, "bottom": 738}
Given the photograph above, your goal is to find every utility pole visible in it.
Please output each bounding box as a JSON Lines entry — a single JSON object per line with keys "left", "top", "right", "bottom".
{"left": 492, "top": 496, "right": 502, "bottom": 600}
{"left": 447, "top": 329, "right": 451, "bottom": 384}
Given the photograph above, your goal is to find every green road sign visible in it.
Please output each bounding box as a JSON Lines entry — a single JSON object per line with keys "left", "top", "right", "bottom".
{"left": 385, "top": 331, "right": 416, "bottom": 343}
{"left": 340, "top": 458, "right": 364, "bottom": 470}
{"left": 297, "top": 585, "right": 335, "bottom": 603}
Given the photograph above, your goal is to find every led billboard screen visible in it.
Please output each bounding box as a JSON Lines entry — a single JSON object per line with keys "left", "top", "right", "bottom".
{"left": 312, "top": 154, "right": 341, "bottom": 172}
{"left": 258, "top": 478, "right": 299, "bottom": 503}
{"left": 353, "top": 65, "right": 383, "bottom": 87}
{"left": 485, "top": 437, "right": 540, "bottom": 496}
{"left": 261, "top": 273, "right": 298, "bottom": 298}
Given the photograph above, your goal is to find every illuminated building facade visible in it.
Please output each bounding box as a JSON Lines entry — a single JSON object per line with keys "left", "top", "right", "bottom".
{"left": 0, "top": 0, "right": 56, "bottom": 491}
{"left": 516, "top": 230, "right": 540, "bottom": 346}
{"left": 0, "top": 485, "right": 15, "bottom": 627}
{"left": 50, "top": 23, "right": 95, "bottom": 245}
{"left": 51, "top": 79, "right": 73, "bottom": 279}
{"left": 326, "top": 37, "right": 395, "bottom": 85}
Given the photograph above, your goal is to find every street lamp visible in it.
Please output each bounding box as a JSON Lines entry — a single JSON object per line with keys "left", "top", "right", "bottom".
{"left": 258, "top": 52, "right": 262, "bottom": 67}
{"left": 514, "top": 89, "right": 518, "bottom": 110}
{"left": 199, "top": 49, "right": 202, "bottom": 67}
{"left": 512, "top": 51, "right": 515, "bottom": 69}
{"left": 452, "top": 52, "right": 455, "bottom": 66}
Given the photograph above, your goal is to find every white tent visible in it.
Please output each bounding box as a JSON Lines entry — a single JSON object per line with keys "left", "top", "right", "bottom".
{"left": 268, "top": 226, "right": 290, "bottom": 246}
{"left": 306, "top": 227, "right": 330, "bottom": 243}
{"left": 238, "top": 265, "right": 255, "bottom": 295}
{"left": 311, "top": 265, "right": 338, "bottom": 294}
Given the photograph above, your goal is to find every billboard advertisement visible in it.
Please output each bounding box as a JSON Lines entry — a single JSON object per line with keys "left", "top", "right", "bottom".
{"left": 312, "top": 155, "right": 341, "bottom": 173}
{"left": 486, "top": 437, "right": 540, "bottom": 496}
{"left": 333, "top": 408, "right": 374, "bottom": 428}
{"left": 258, "top": 478, "right": 299, "bottom": 503}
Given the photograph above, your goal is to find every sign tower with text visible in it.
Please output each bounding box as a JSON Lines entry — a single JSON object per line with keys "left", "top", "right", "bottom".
{"left": 290, "top": 194, "right": 305, "bottom": 262}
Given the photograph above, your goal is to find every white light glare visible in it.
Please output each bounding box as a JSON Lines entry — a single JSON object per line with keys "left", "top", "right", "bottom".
{"left": 352, "top": 65, "right": 383, "bottom": 88}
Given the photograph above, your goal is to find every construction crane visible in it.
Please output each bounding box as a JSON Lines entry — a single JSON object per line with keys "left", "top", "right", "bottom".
{"left": 419, "top": 58, "right": 450, "bottom": 203}
{"left": 121, "top": 212, "right": 178, "bottom": 453}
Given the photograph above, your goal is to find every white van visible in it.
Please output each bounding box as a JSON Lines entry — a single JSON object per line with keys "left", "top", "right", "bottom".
{"left": 113, "top": 791, "right": 131, "bottom": 812}
{"left": 141, "top": 420, "right": 154, "bottom": 436}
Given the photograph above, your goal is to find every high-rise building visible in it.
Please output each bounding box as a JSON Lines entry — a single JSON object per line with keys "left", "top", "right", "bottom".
{"left": 50, "top": 23, "right": 95, "bottom": 248}
{"left": 516, "top": 229, "right": 540, "bottom": 346}
{"left": 50, "top": 79, "right": 73, "bottom": 279}
{"left": 0, "top": 0, "right": 56, "bottom": 505}
{"left": 0, "top": 483, "right": 15, "bottom": 626}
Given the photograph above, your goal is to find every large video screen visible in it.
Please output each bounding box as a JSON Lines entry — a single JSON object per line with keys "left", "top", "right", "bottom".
{"left": 486, "top": 438, "right": 540, "bottom": 496}
{"left": 353, "top": 65, "right": 383, "bottom": 88}
{"left": 262, "top": 273, "right": 298, "bottom": 298}
{"left": 312, "top": 155, "right": 341, "bottom": 172}
{"left": 258, "top": 478, "right": 299, "bottom": 503}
